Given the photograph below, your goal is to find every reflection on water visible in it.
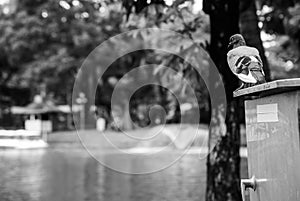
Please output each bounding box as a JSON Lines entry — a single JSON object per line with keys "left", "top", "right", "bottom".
{"left": 0, "top": 146, "right": 206, "bottom": 201}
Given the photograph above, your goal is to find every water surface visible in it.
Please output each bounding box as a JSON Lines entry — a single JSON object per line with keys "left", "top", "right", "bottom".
{"left": 0, "top": 145, "right": 206, "bottom": 201}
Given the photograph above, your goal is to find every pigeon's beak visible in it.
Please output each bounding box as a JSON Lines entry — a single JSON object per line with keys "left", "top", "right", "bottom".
{"left": 228, "top": 42, "right": 233, "bottom": 50}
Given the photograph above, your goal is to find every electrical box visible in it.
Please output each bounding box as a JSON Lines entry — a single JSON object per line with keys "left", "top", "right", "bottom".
{"left": 234, "top": 79, "right": 300, "bottom": 201}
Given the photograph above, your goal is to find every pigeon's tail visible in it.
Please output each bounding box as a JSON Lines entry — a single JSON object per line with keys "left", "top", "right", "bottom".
{"left": 248, "top": 62, "right": 266, "bottom": 84}
{"left": 250, "top": 69, "right": 266, "bottom": 84}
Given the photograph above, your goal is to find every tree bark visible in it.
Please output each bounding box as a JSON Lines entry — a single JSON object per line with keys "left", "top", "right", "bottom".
{"left": 239, "top": 0, "right": 270, "bottom": 81}
{"left": 203, "top": 0, "right": 242, "bottom": 201}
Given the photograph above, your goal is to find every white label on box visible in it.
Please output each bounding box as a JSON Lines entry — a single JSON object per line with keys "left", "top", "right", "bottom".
{"left": 257, "top": 103, "right": 278, "bottom": 123}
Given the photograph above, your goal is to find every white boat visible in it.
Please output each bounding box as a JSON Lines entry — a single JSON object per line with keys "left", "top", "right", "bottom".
{"left": 0, "top": 130, "right": 48, "bottom": 149}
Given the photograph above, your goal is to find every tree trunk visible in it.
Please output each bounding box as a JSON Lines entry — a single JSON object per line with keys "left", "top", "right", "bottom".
{"left": 203, "top": 0, "right": 242, "bottom": 201}
{"left": 239, "top": 0, "right": 270, "bottom": 81}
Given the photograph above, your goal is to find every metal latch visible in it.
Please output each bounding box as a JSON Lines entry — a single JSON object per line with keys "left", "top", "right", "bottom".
{"left": 241, "top": 175, "right": 257, "bottom": 201}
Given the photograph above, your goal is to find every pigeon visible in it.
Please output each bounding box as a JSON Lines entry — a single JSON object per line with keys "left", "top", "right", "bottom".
{"left": 227, "top": 34, "right": 266, "bottom": 91}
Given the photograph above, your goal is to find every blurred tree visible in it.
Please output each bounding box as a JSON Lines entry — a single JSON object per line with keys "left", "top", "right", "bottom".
{"left": 0, "top": 0, "right": 212, "bottom": 128}
{"left": 203, "top": 0, "right": 242, "bottom": 201}
{"left": 256, "top": 0, "right": 300, "bottom": 79}
{"left": 122, "top": 4, "right": 263, "bottom": 200}
{"left": 0, "top": 0, "right": 123, "bottom": 105}
{"left": 240, "top": 0, "right": 270, "bottom": 80}
{"left": 122, "top": 0, "right": 211, "bottom": 126}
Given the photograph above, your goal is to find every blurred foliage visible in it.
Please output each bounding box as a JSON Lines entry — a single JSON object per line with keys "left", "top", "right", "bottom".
{"left": 256, "top": 0, "right": 300, "bottom": 79}
{"left": 0, "top": 0, "right": 124, "bottom": 104}
{"left": 2, "top": 0, "right": 300, "bottom": 127}
{"left": 118, "top": 0, "right": 211, "bottom": 126}
{"left": 0, "top": 0, "right": 211, "bottom": 127}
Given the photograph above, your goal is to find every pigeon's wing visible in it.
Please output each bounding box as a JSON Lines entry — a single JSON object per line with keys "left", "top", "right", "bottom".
{"left": 236, "top": 56, "right": 261, "bottom": 83}
{"left": 227, "top": 56, "right": 257, "bottom": 83}
{"left": 227, "top": 49, "right": 253, "bottom": 73}
{"left": 235, "top": 56, "right": 251, "bottom": 74}
{"left": 254, "top": 55, "right": 265, "bottom": 76}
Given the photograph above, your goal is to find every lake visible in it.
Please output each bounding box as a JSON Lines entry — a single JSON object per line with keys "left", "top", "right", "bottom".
{"left": 0, "top": 142, "right": 207, "bottom": 201}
